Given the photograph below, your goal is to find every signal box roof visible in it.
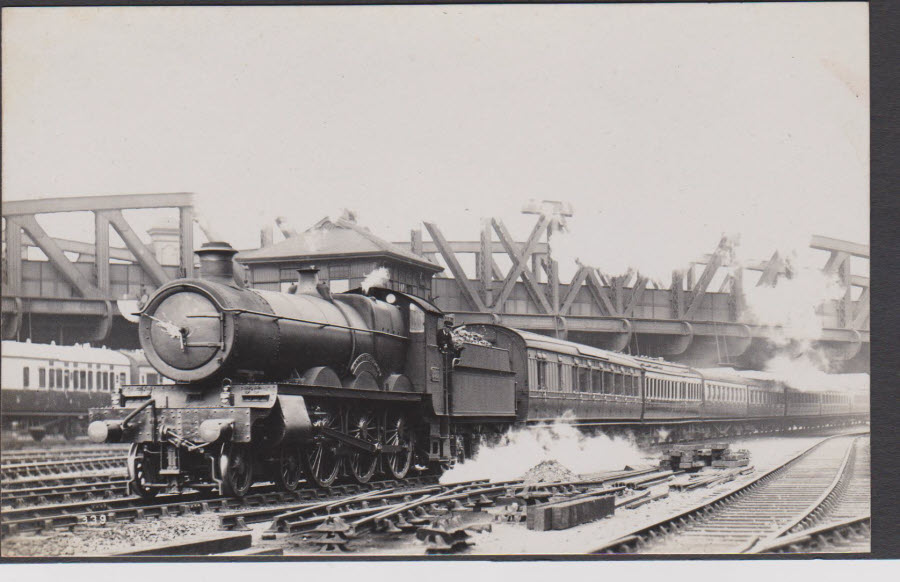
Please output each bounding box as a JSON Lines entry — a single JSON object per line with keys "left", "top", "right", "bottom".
{"left": 236, "top": 216, "right": 442, "bottom": 272}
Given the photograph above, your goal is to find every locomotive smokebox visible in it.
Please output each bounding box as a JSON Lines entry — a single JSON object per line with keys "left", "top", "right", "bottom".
{"left": 196, "top": 241, "right": 239, "bottom": 285}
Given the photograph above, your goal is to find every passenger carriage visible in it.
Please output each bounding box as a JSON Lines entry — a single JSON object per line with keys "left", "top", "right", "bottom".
{"left": 636, "top": 357, "right": 702, "bottom": 421}
{"left": 1, "top": 340, "right": 133, "bottom": 439}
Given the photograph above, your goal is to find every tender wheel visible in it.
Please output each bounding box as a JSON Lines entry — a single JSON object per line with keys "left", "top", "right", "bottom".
{"left": 383, "top": 413, "right": 414, "bottom": 479}
{"left": 276, "top": 446, "right": 304, "bottom": 492}
{"left": 128, "top": 443, "right": 160, "bottom": 499}
{"left": 219, "top": 442, "right": 254, "bottom": 497}
{"left": 346, "top": 409, "right": 378, "bottom": 484}
{"left": 302, "top": 408, "right": 342, "bottom": 487}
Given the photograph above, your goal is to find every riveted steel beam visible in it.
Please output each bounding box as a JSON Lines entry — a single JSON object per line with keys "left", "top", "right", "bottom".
{"left": 5, "top": 219, "right": 23, "bottom": 295}
{"left": 623, "top": 276, "right": 648, "bottom": 318}
{"left": 394, "top": 240, "right": 550, "bottom": 255}
{"left": 491, "top": 217, "right": 552, "bottom": 314}
{"left": 9, "top": 215, "right": 102, "bottom": 298}
{"left": 94, "top": 213, "right": 111, "bottom": 293}
{"left": 585, "top": 268, "right": 618, "bottom": 316}
{"left": 99, "top": 210, "right": 170, "bottom": 287}
{"left": 21, "top": 234, "right": 134, "bottom": 262}
{"left": 2, "top": 192, "right": 194, "bottom": 216}
{"left": 479, "top": 221, "right": 493, "bottom": 306}
{"left": 560, "top": 266, "right": 590, "bottom": 315}
{"left": 852, "top": 289, "right": 870, "bottom": 328}
{"left": 423, "top": 222, "right": 488, "bottom": 312}
{"left": 810, "top": 235, "right": 869, "bottom": 258}
{"left": 684, "top": 248, "right": 726, "bottom": 320}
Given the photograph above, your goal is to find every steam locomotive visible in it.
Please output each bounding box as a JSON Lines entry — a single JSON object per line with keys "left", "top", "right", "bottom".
{"left": 88, "top": 242, "right": 868, "bottom": 498}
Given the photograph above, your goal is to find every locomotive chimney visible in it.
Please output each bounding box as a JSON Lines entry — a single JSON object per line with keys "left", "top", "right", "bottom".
{"left": 296, "top": 266, "right": 320, "bottom": 296}
{"left": 196, "top": 241, "right": 239, "bottom": 285}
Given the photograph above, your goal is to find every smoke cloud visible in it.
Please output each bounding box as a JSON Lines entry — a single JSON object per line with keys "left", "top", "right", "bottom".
{"left": 440, "top": 413, "right": 651, "bottom": 484}
{"left": 361, "top": 266, "right": 390, "bottom": 293}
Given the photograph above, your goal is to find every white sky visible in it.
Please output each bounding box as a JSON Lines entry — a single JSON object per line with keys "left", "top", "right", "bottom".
{"left": 2, "top": 3, "right": 869, "bottom": 281}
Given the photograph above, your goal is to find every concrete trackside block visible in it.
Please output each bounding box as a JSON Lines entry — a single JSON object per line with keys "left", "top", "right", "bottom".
{"left": 527, "top": 495, "right": 616, "bottom": 531}
{"left": 114, "top": 532, "right": 253, "bottom": 556}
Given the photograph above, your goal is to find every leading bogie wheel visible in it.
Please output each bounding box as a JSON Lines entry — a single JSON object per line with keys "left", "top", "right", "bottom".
{"left": 277, "top": 445, "right": 304, "bottom": 492}
{"left": 302, "top": 407, "right": 342, "bottom": 487}
{"left": 128, "top": 443, "right": 160, "bottom": 499}
{"left": 346, "top": 408, "right": 378, "bottom": 484}
{"left": 383, "top": 413, "right": 414, "bottom": 480}
{"left": 219, "top": 442, "right": 254, "bottom": 497}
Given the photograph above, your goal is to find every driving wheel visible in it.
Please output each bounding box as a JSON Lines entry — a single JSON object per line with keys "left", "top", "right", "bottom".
{"left": 383, "top": 413, "right": 414, "bottom": 479}
{"left": 219, "top": 442, "right": 254, "bottom": 497}
{"left": 346, "top": 408, "right": 378, "bottom": 484}
{"left": 302, "top": 407, "right": 342, "bottom": 487}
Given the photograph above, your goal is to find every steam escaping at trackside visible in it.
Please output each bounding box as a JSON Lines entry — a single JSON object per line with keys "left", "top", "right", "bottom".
{"left": 439, "top": 413, "right": 652, "bottom": 484}
{"left": 361, "top": 267, "right": 391, "bottom": 293}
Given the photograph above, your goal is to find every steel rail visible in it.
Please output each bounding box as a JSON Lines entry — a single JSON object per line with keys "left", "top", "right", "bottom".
{"left": 0, "top": 479, "right": 129, "bottom": 506}
{"left": 749, "top": 515, "right": 870, "bottom": 554}
{"left": 742, "top": 438, "right": 857, "bottom": 552}
{"left": 1, "top": 456, "right": 128, "bottom": 481}
{"left": 0, "top": 473, "right": 127, "bottom": 491}
{"left": 590, "top": 431, "right": 869, "bottom": 554}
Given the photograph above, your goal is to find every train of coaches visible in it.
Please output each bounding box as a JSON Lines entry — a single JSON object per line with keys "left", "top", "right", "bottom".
{"left": 0, "top": 340, "right": 169, "bottom": 440}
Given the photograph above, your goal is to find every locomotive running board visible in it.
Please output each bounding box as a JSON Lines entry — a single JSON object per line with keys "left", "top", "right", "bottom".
{"left": 275, "top": 383, "right": 424, "bottom": 403}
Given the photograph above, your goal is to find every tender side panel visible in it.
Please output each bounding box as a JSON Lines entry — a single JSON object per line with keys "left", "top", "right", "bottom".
{"left": 450, "top": 344, "right": 516, "bottom": 417}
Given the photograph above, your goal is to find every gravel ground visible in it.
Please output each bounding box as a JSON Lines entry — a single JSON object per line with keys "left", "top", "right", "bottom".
{"left": 467, "top": 433, "right": 865, "bottom": 555}
{"left": 1, "top": 431, "right": 865, "bottom": 557}
{"left": 1, "top": 514, "right": 222, "bottom": 557}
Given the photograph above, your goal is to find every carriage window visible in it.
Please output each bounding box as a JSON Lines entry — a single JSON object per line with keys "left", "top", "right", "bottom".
{"left": 577, "top": 367, "right": 590, "bottom": 393}
{"left": 120, "top": 372, "right": 127, "bottom": 385}
{"left": 73, "top": 370, "right": 79, "bottom": 389}
{"left": 147, "top": 373, "right": 159, "bottom": 385}
{"left": 537, "top": 360, "right": 548, "bottom": 391}
{"left": 58, "top": 369, "right": 64, "bottom": 388}
{"left": 39, "top": 368, "right": 46, "bottom": 388}
{"left": 49, "top": 368, "right": 56, "bottom": 388}
{"left": 592, "top": 370, "right": 602, "bottom": 394}
{"left": 558, "top": 365, "right": 570, "bottom": 393}
{"left": 64, "top": 370, "right": 70, "bottom": 389}
{"left": 23, "top": 367, "right": 30, "bottom": 388}
{"left": 88, "top": 371, "right": 93, "bottom": 390}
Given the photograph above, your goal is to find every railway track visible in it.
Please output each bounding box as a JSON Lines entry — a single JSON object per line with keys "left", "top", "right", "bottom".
{"left": 0, "top": 472, "right": 127, "bottom": 491}
{"left": 0, "top": 455, "right": 127, "bottom": 481}
{"left": 0, "top": 476, "right": 440, "bottom": 537}
{"left": 750, "top": 516, "right": 871, "bottom": 553}
{"left": 1, "top": 445, "right": 129, "bottom": 463}
{"left": 590, "top": 432, "right": 870, "bottom": 555}
{"left": 1, "top": 478, "right": 130, "bottom": 507}
{"left": 252, "top": 467, "right": 660, "bottom": 553}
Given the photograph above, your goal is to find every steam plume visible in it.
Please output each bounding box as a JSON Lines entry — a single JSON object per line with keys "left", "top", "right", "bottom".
{"left": 361, "top": 267, "right": 390, "bottom": 293}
